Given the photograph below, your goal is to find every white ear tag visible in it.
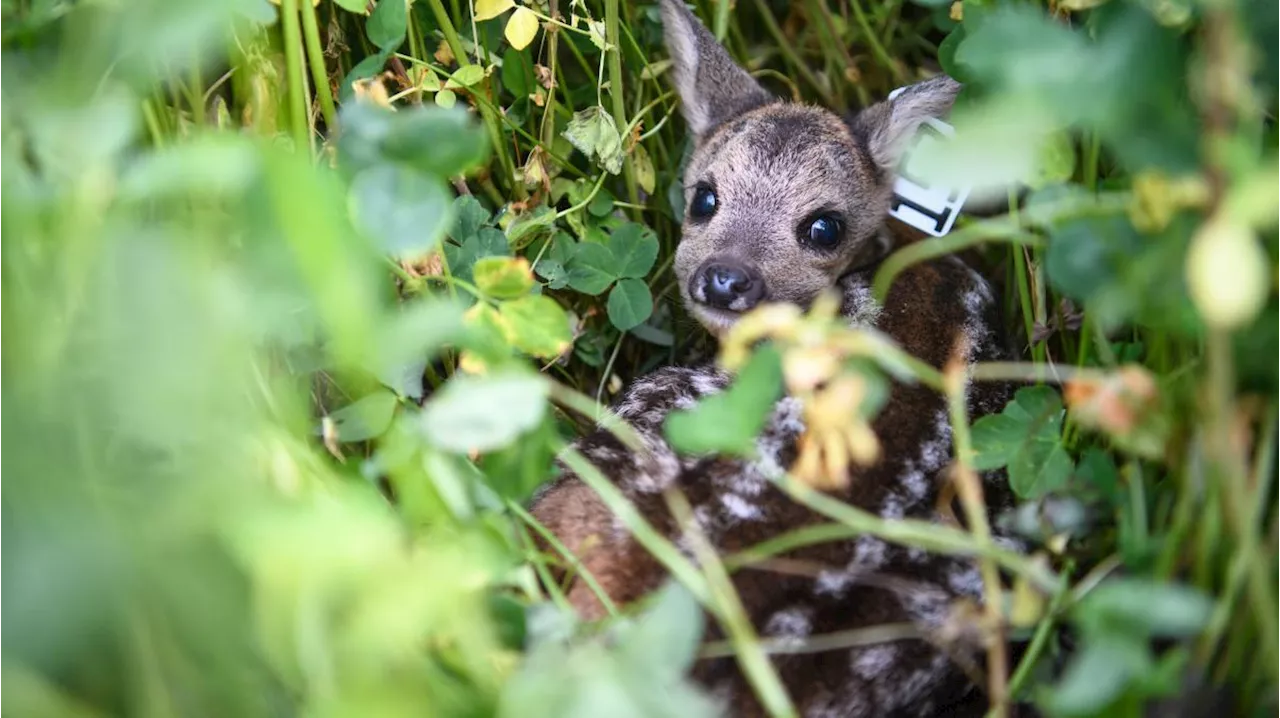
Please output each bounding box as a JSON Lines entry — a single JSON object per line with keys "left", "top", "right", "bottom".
{"left": 885, "top": 86, "right": 971, "bottom": 238}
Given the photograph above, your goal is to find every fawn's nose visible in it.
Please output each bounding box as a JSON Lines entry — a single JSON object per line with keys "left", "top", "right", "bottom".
{"left": 694, "top": 259, "right": 766, "bottom": 311}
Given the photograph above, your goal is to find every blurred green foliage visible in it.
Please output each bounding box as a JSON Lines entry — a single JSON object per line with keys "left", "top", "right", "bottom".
{"left": 2, "top": 0, "right": 1276, "bottom": 716}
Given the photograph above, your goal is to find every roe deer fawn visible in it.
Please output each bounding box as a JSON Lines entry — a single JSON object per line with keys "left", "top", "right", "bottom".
{"left": 529, "top": 1, "right": 1018, "bottom": 714}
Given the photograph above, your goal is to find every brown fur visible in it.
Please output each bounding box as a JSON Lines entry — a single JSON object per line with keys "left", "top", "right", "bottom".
{"left": 528, "top": 2, "right": 1017, "bottom": 716}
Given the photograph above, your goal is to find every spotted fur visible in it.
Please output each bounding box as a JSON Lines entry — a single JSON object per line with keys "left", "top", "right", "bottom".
{"left": 528, "top": 2, "right": 1019, "bottom": 716}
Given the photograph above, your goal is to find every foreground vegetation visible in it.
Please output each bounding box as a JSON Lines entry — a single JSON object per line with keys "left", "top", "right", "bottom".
{"left": 2, "top": 0, "right": 1276, "bottom": 716}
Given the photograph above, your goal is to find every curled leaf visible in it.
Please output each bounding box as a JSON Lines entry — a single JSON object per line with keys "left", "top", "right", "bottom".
{"left": 563, "top": 106, "right": 624, "bottom": 175}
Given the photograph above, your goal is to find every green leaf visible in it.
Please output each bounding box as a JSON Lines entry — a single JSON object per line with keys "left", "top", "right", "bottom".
{"left": 447, "top": 64, "right": 487, "bottom": 88}
{"left": 566, "top": 242, "right": 618, "bottom": 295}
{"left": 338, "top": 103, "right": 489, "bottom": 178}
{"left": 474, "top": 256, "right": 535, "bottom": 299}
{"left": 970, "top": 386, "right": 1072, "bottom": 498}
{"left": 421, "top": 372, "right": 549, "bottom": 453}
{"left": 450, "top": 195, "right": 492, "bottom": 242}
{"left": 535, "top": 259, "right": 569, "bottom": 290}
{"left": 606, "top": 222, "right": 659, "bottom": 279}
{"left": 447, "top": 226, "right": 510, "bottom": 282}
{"left": 1075, "top": 579, "right": 1214, "bottom": 639}
{"left": 349, "top": 164, "right": 452, "bottom": 258}
{"left": 1045, "top": 215, "right": 1143, "bottom": 303}
{"left": 588, "top": 187, "right": 615, "bottom": 217}
{"left": 366, "top": 0, "right": 407, "bottom": 50}
{"left": 1038, "top": 636, "right": 1149, "bottom": 716}
{"left": 326, "top": 389, "right": 399, "bottom": 442}
{"left": 618, "top": 582, "right": 704, "bottom": 679}
{"left": 607, "top": 278, "right": 652, "bottom": 331}
{"left": 501, "top": 48, "right": 532, "bottom": 99}
{"left": 563, "top": 106, "right": 624, "bottom": 175}
{"left": 664, "top": 345, "right": 784, "bottom": 456}
{"left": 369, "top": 298, "right": 466, "bottom": 399}
{"left": 499, "top": 295, "right": 574, "bottom": 358}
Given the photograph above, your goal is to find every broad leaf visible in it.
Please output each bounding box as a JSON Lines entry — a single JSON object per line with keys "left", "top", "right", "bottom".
{"left": 618, "top": 582, "right": 704, "bottom": 679}
{"left": 367, "top": 0, "right": 407, "bottom": 50}
{"left": 325, "top": 389, "right": 399, "bottom": 442}
{"left": 607, "top": 222, "right": 659, "bottom": 279}
{"left": 505, "top": 7, "right": 540, "bottom": 50}
{"left": 566, "top": 242, "right": 618, "bottom": 295}
{"left": 474, "top": 256, "right": 535, "bottom": 299}
{"left": 450, "top": 195, "right": 492, "bottom": 242}
{"left": 338, "top": 103, "right": 488, "bottom": 178}
{"left": 474, "top": 0, "right": 514, "bottom": 21}
{"left": 349, "top": 165, "right": 452, "bottom": 258}
{"left": 664, "top": 345, "right": 784, "bottom": 456}
{"left": 1074, "top": 579, "right": 1213, "bottom": 639}
{"left": 607, "top": 278, "right": 652, "bottom": 331}
{"left": 970, "top": 385, "right": 1072, "bottom": 498}
{"left": 498, "top": 295, "right": 574, "bottom": 358}
{"left": 421, "top": 372, "right": 548, "bottom": 453}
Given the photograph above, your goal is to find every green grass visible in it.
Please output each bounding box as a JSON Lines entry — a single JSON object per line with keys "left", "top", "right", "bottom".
{"left": 1, "top": 0, "right": 1276, "bottom": 717}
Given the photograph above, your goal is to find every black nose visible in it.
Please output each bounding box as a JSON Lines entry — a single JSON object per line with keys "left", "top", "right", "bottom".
{"left": 696, "top": 260, "right": 766, "bottom": 311}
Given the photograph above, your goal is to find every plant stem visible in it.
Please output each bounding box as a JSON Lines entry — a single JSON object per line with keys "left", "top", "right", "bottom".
{"left": 279, "top": 0, "right": 310, "bottom": 151}
{"left": 299, "top": 0, "right": 337, "bottom": 129}
{"left": 713, "top": 0, "right": 733, "bottom": 41}
{"left": 424, "top": 0, "right": 522, "bottom": 198}
{"left": 665, "top": 489, "right": 798, "bottom": 718}
{"left": 748, "top": 0, "right": 835, "bottom": 106}
{"left": 945, "top": 362, "right": 1008, "bottom": 717}
{"left": 559, "top": 447, "right": 711, "bottom": 603}
{"left": 605, "top": 0, "right": 641, "bottom": 213}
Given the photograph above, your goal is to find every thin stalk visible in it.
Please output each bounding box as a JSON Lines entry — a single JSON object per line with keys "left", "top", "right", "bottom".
{"left": 998, "top": 573, "right": 1072, "bottom": 707}
{"left": 701, "top": 623, "right": 921, "bottom": 659}
{"left": 665, "top": 490, "right": 798, "bottom": 718}
{"left": 848, "top": 0, "right": 901, "bottom": 81}
{"left": 559, "top": 447, "right": 711, "bottom": 603}
{"left": 749, "top": 0, "right": 835, "bottom": 105}
{"left": 605, "top": 0, "right": 641, "bottom": 213}
{"left": 945, "top": 362, "right": 1009, "bottom": 716}
{"left": 299, "top": 0, "right": 337, "bottom": 129}
{"left": 770, "top": 474, "right": 1062, "bottom": 593}
{"left": 508, "top": 500, "right": 620, "bottom": 616}
{"left": 279, "top": 0, "right": 310, "bottom": 150}
{"left": 713, "top": 0, "right": 733, "bottom": 41}
{"left": 424, "top": 0, "right": 522, "bottom": 198}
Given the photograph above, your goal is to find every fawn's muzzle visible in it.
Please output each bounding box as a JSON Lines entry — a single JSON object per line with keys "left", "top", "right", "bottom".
{"left": 692, "top": 258, "right": 766, "bottom": 312}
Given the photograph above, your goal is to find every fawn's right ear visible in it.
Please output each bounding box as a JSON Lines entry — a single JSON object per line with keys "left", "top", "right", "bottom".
{"left": 659, "top": 0, "right": 775, "bottom": 139}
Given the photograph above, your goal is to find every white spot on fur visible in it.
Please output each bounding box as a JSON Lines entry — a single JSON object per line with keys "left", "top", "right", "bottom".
{"left": 851, "top": 644, "right": 898, "bottom": 680}
{"left": 842, "top": 276, "right": 884, "bottom": 328}
{"left": 765, "top": 606, "right": 813, "bottom": 645}
{"left": 720, "top": 492, "right": 763, "bottom": 521}
{"left": 947, "top": 563, "right": 983, "bottom": 598}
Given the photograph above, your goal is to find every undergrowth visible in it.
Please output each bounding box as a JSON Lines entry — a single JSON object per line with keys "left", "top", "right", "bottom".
{"left": 2, "top": 0, "right": 1276, "bottom": 717}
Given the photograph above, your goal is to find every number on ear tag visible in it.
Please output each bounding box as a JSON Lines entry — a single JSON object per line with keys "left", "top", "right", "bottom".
{"left": 886, "top": 87, "right": 971, "bottom": 237}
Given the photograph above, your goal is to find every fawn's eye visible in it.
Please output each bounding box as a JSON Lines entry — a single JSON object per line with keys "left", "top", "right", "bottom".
{"left": 804, "top": 214, "right": 842, "bottom": 249}
{"left": 690, "top": 184, "right": 717, "bottom": 220}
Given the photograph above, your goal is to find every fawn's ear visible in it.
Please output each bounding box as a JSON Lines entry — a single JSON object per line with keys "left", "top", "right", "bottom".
{"left": 851, "top": 75, "right": 961, "bottom": 171}
{"left": 659, "top": 0, "right": 775, "bottom": 138}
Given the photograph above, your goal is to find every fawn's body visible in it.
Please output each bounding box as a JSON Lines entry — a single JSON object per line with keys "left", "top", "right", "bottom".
{"left": 530, "top": 1, "right": 1017, "bottom": 714}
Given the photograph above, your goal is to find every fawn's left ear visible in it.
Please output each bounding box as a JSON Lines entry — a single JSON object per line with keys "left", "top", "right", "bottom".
{"left": 851, "top": 75, "right": 961, "bottom": 171}
{"left": 659, "top": 0, "right": 776, "bottom": 139}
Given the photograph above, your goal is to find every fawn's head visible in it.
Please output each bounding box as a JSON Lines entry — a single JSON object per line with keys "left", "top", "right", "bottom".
{"left": 659, "top": 0, "right": 961, "bottom": 335}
